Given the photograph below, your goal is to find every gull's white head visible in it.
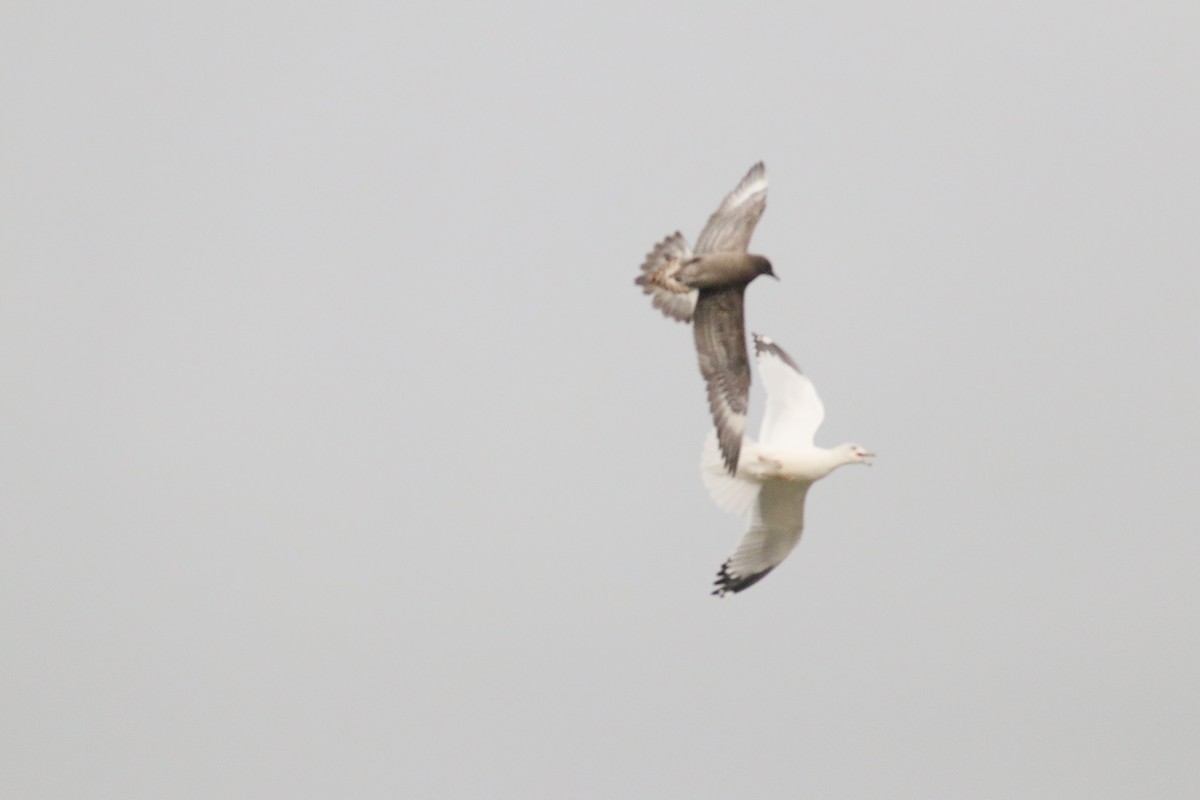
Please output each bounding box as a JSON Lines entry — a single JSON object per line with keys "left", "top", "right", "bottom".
{"left": 838, "top": 443, "right": 876, "bottom": 467}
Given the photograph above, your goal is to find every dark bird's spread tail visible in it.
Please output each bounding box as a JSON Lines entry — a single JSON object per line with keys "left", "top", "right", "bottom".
{"left": 634, "top": 232, "right": 697, "bottom": 323}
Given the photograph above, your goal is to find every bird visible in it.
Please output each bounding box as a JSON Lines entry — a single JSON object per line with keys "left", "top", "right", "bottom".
{"left": 703, "top": 333, "right": 874, "bottom": 596}
{"left": 635, "top": 162, "right": 776, "bottom": 475}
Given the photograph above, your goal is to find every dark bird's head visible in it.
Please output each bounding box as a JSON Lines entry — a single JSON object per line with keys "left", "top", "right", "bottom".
{"left": 750, "top": 255, "right": 777, "bottom": 280}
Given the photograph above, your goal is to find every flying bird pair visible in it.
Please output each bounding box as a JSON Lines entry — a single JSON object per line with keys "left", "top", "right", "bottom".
{"left": 635, "top": 162, "right": 874, "bottom": 596}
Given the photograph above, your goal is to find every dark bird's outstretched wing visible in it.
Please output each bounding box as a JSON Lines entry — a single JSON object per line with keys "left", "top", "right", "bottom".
{"left": 693, "top": 286, "right": 751, "bottom": 474}
{"left": 694, "top": 162, "right": 768, "bottom": 255}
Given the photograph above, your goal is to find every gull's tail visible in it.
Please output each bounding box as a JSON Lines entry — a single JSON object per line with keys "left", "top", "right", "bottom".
{"left": 700, "top": 430, "right": 761, "bottom": 519}
{"left": 634, "top": 231, "right": 697, "bottom": 323}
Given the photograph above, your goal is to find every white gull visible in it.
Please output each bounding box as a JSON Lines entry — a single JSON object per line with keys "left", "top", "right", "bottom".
{"left": 704, "top": 333, "right": 874, "bottom": 596}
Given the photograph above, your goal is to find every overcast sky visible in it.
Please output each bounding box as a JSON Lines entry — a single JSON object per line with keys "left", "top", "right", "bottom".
{"left": 3, "top": 1, "right": 1199, "bottom": 797}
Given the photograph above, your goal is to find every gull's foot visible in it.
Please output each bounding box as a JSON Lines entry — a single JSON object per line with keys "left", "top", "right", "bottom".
{"left": 755, "top": 454, "right": 784, "bottom": 475}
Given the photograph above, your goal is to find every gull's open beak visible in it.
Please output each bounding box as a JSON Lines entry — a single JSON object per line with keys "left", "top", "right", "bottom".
{"left": 861, "top": 451, "right": 877, "bottom": 466}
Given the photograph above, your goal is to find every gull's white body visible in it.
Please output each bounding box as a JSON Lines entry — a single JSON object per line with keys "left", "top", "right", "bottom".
{"left": 703, "top": 334, "right": 873, "bottom": 596}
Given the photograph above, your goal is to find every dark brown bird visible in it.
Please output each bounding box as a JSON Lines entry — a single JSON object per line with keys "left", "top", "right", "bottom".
{"left": 635, "top": 162, "right": 776, "bottom": 474}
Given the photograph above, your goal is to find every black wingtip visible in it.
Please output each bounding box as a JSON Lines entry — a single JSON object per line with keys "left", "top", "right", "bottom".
{"left": 712, "top": 560, "right": 775, "bottom": 597}
{"left": 752, "top": 332, "right": 802, "bottom": 372}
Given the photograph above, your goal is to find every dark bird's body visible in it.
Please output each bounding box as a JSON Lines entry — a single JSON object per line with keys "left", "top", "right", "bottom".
{"left": 634, "top": 163, "right": 775, "bottom": 474}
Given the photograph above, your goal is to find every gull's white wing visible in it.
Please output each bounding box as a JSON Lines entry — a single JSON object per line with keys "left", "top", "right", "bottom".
{"left": 694, "top": 162, "right": 768, "bottom": 255}
{"left": 700, "top": 431, "right": 760, "bottom": 518}
{"left": 713, "top": 480, "right": 808, "bottom": 596}
{"left": 754, "top": 333, "right": 825, "bottom": 448}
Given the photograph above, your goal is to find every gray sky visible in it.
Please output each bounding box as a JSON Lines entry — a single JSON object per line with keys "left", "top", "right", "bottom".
{"left": 3, "top": 1, "right": 1198, "bottom": 797}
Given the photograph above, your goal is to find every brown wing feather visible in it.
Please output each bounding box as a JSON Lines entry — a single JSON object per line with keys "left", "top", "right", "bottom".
{"left": 692, "top": 286, "right": 750, "bottom": 474}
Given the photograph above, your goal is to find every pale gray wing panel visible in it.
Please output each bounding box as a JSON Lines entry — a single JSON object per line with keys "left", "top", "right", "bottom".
{"left": 694, "top": 162, "right": 768, "bottom": 255}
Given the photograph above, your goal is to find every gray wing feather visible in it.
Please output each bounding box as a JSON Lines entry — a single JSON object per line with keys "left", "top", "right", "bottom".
{"left": 694, "top": 162, "right": 768, "bottom": 255}
{"left": 713, "top": 481, "right": 808, "bottom": 596}
{"left": 692, "top": 287, "right": 750, "bottom": 474}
